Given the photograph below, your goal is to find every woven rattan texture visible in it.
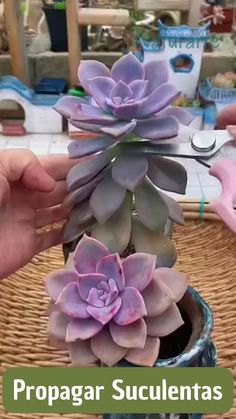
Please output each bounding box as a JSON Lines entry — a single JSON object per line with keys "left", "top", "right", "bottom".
{"left": 0, "top": 221, "right": 236, "bottom": 419}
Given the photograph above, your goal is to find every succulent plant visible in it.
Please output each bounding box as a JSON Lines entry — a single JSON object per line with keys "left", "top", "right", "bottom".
{"left": 55, "top": 53, "right": 193, "bottom": 267}
{"left": 45, "top": 235, "right": 188, "bottom": 367}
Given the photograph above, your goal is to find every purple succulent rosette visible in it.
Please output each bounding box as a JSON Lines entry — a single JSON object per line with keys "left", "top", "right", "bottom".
{"left": 46, "top": 235, "right": 188, "bottom": 367}
{"left": 55, "top": 54, "right": 193, "bottom": 264}
{"left": 55, "top": 53, "right": 192, "bottom": 140}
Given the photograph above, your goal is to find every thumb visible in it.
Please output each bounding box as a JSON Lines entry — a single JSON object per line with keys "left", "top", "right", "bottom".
{"left": 0, "top": 149, "right": 56, "bottom": 192}
{"left": 226, "top": 125, "right": 236, "bottom": 139}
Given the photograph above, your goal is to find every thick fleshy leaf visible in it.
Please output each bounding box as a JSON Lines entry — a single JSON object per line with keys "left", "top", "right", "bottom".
{"left": 110, "top": 80, "right": 134, "bottom": 101}
{"left": 89, "top": 175, "right": 126, "bottom": 223}
{"left": 113, "top": 101, "right": 142, "bottom": 121}
{"left": 63, "top": 170, "right": 106, "bottom": 208}
{"left": 110, "top": 318, "right": 147, "bottom": 348}
{"left": 86, "top": 288, "right": 105, "bottom": 308}
{"left": 66, "top": 317, "right": 103, "bottom": 342}
{"left": 130, "top": 80, "right": 148, "bottom": 99}
{"left": 62, "top": 217, "right": 96, "bottom": 244}
{"left": 68, "top": 200, "right": 93, "bottom": 225}
{"left": 105, "top": 278, "right": 119, "bottom": 305}
{"left": 146, "top": 303, "right": 184, "bottom": 337}
{"left": 144, "top": 60, "right": 169, "bottom": 95}
{"left": 69, "top": 120, "right": 103, "bottom": 133}
{"left": 68, "top": 136, "right": 116, "bottom": 159}
{"left": 153, "top": 268, "right": 188, "bottom": 302}
{"left": 88, "top": 77, "right": 115, "bottom": 111}
{"left": 111, "top": 52, "right": 144, "bottom": 84}
{"left": 54, "top": 96, "right": 86, "bottom": 118}
{"left": 125, "top": 336, "right": 160, "bottom": 367}
{"left": 158, "top": 191, "right": 185, "bottom": 225}
{"left": 67, "top": 148, "right": 115, "bottom": 192}
{"left": 87, "top": 297, "right": 121, "bottom": 325}
{"left": 134, "top": 116, "right": 178, "bottom": 141}
{"left": 91, "top": 328, "right": 127, "bottom": 366}
{"left": 131, "top": 216, "right": 177, "bottom": 268}
{"left": 134, "top": 178, "right": 169, "bottom": 232}
{"left": 45, "top": 269, "right": 78, "bottom": 302}
{"left": 73, "top": 234, "right": 109, "bottom": 274}
{"left": 91, "top": 192, "right": 132, "bottom": 254}
{"left": 56, "top": 282, "right": 89, "bottom": 318}
{"left": 68, "top": 340, "right": 98, "bottom": 366}
{"left": 48, "top": 311, "right": 70, "bottom": 341}
{"left": 141, "top": 83, "right": 180, "bottom": 119}
{"left": 159, "top": 106, "right": 194, "bottom": 125}
{"left": 70, "top": 103, "right": 117, "bottom": 125}
{"left": 148, "top": 156, "right": 187, "bottom": 195}
{"left": 78, "top": 273, "right": 107, "bottom": 301}
{"left": 112, "top": 155, "right": 148, "bottom": 192}
{"left": 96, "top": 253, "right": 125, "bottom": 291}
{"left": 122, "top": 253, "right": 156, "bottom": 292}
{"left": 141, "top": 277, "right": 175, "bottom": 317}
{"left": 101, "top": 120, "right": 136, "bottom": 138}
{"left": 114, "top": 287, "right": 147, "bottom": 326}
{"left": 78, "top": 60, "right": 110, "bottom": 95}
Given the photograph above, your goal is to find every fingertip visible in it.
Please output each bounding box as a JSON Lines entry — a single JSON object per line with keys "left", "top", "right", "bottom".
{"left": 23, "top": 163, "right": 56, "bottom": 192}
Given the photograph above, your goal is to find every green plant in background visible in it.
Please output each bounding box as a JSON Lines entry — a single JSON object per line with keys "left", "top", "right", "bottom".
{"left": 54, "top": 1, "right": 66, "bottom": 10}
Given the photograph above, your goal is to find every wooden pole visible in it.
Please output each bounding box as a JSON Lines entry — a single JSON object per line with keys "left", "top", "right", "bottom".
{"left": 78, "top": 8, "right": 130, "bottom": 26}
{"left": 4, "top": 0, "right": 30, "bottom": 85}
{"left": 66, "top": 0, "right": 82, "bottom": 87}
{"left": 188, "top": 0, "right": 202, "bottom": 26}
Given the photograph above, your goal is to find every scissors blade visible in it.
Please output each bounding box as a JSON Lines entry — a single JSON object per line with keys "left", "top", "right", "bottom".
{"left": 122, "top": 130, "right": 234, "bottom": 160}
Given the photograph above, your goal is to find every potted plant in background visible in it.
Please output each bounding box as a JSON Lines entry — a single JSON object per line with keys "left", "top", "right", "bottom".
{"left": 45, "top": 53, "right": 216, "bottom": 418}
{"left": 42, "top": 0, "right": 88, "bottom": 52}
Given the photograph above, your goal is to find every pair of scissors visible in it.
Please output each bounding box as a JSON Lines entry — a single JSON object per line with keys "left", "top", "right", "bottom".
{"left": 135, "top": 129, "right": 236, "bottom": 233}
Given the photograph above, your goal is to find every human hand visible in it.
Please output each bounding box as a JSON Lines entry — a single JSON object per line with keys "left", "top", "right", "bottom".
{"left": 0, "top": 149, "right": 77, "bottom": 280}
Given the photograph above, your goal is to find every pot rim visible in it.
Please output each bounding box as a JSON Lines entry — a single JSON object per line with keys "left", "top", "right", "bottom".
{"left": 155, "top": 287, "right": 214, "bottom": 367}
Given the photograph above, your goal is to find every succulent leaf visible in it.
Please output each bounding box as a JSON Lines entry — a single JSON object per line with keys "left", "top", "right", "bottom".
{"left": 63, "top": 169, "right": 107, "bottom": 208}
{"left": 91, "top": 327, "right": 127, "bottom": 367}
{"left": 62, "top": 217, "right": 96, "bottom": 244}
{"left": 56, "top": 282, "right": 89, "bottom": 319}
{"left": 48, "top": 311, "right": 70, "bottom": 341}
{"left": 131, "top": 216, "right": 177, "bottom": 268}
{"left": 112, "top": 154, "right": 148, "bottom": 192}
{"left": 153, "top": 268, "right": 188, "bottom": 302}
{"left": 45, "top": 269, "right": 78, "bottom": 302}
{"left": 134, "top": 116, "right": 178, "bottom": 141}
{"left": 96, "top": 253, "right": 125, "bottom": 291}
{"left": 110, "top": 318, "right": 147, "bottom": 349}
{"left": 73, "top": 234, "right": 109, "bottom": 274}
{"left": 66, "top": 317, "right": 103, "bottom": 342}
{"left": 134, "top": 178, "right": 169, "bottom": 232}
{"left": 68, "top": 136, "right": 116, "bottom": 158}
{"left": 67, "top": 148, "right": 115, "bottom": 192}
{"left": 68, "top": 340, "right": 98, "bottom": 366}
{"left": 159, "top": 191, "right": 185, "bottom": 226}
{"left": 148, "top": 156, "right": 187, "bottom": 195}
{"left": 122, "top": 253, "right": 156, "bottom": 292}
{"left": 141, "top": 277, "right": 175, "bottom": 317}
{"left": 146, "top": 303, "right": 184, "bottom": 337}
{"left": 114, "top": 287, "right": 147, "bottom": 326}
{"left": 125, "top": 336, "right": 160, "bottom": 367}
{"left": 89, "top": 175, "right": 126, "bottom": 223}
{"left": 91, "top": 192, "right": 132, "bottom": 254}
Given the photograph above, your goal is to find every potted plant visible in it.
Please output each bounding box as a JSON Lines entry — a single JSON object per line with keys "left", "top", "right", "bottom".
{"left": 45, "top": 53, "right": 216, "bottom": 418}
{"left": 199, "top": 71, "right": 236, "bottom": 114}
{"left": 42, "top": 0, "right": 88, "bottom": 52}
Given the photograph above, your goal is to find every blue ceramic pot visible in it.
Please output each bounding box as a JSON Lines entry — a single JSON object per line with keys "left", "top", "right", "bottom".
{"left": 104, "top": 287, "right": 216, "bottom": 419}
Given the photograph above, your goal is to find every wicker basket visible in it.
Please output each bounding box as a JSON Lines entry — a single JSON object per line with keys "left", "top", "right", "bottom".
{"left": 0, "top": 207, "right": 236, "bottom": 419}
